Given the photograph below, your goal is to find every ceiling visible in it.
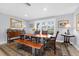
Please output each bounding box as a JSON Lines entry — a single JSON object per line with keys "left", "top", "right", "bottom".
{"left": 0, "top": 3, "right": 79, "bottom": 20}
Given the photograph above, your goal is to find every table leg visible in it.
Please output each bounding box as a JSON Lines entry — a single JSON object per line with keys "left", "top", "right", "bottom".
{"left": 68, "top": 37, "right": 70, "bottom": 43}
{"left": 29, "top": 36, "right": 32, "bottom": 40}
{"left": 40, "top": 38, "right": 44, "bottom": 44}
{"left": 65, "top": 36, "right": 67, "bottom": 44}
{"left": 66, "top": 36, "right": 68, "bottom": 43}
{"left": 64, "top": 36, "right": 66, "bottom": 43}
{"left": 32, "top": 48, "right": 36, "bottom": 56}
{"left": 64, "top": 36, "right": 65, "bottom": 43}
{"left": 36, "top": 37, "right": 39, "bottom": 43}
{"left": 24, "top": 35, "right": 26, "bottom": 39}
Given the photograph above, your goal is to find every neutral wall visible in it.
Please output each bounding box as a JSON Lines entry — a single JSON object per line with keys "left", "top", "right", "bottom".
{"left": 72, "top": 7, "right": 79, "bottom": 50}
{"left": 0, "top": 13, "right": 9, "bottom": 44}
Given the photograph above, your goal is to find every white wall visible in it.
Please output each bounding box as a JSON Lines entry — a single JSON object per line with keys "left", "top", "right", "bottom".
{"left": 0, "top": 14, "right": 9, "bottom": 44}
{"left": 71, "top": 7, "right": 79, "bottom": 50}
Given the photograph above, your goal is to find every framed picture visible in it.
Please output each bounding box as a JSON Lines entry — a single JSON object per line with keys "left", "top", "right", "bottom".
{"left": 58, "top": 20, "right": 69, "bottom": 28}
{"left": 10, "top": 17, "right": 23, "bottom": 28}
{"left": 76, "top": 14, "right": 79, "bottom": 31}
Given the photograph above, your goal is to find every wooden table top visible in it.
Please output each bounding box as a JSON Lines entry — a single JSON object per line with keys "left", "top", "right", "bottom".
{"left": 21, "top": 34, "right": 55, "bottom": 38}
{"left": 61, "top": 34, "right": 75, "bottom": 37}
{"left": 34, "top": 34, "right": 48, "bottom": 38}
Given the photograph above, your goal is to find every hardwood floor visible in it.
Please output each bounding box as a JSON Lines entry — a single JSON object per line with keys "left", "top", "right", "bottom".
{"left": 0, "top": 42, "right": 79, "bottom": 56}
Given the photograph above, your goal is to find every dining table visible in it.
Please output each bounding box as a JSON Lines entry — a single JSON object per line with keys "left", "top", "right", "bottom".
{"left": 61, "top": 34, "right": 75, "bottom": 44}
{"left": 20, "top": 33, "right": 56, "bottom": 44}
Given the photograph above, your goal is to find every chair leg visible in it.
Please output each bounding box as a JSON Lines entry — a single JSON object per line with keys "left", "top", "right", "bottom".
{"left": 32, "top": 48, "right": 36, "bottom": 56}
{"left": 38, "top": 47, "right": 44, "bottom": 56}
{"left": 54, "top": 49, "right": 56, "bottom": 55}
{"left": 53, "top": 41, "right": 56, "bottom": 55}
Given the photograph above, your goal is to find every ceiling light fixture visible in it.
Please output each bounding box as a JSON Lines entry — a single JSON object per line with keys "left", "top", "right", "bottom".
{"left": 24, "top": 14, "right": 28, "bottom": 17}
{"left": 43, "top": 8, "right": 47, "bottom": 11}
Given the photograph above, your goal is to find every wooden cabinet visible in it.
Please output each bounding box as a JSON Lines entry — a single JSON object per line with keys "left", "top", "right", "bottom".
{"left": 7, "top": 29, "right": 25, "bottom": 43}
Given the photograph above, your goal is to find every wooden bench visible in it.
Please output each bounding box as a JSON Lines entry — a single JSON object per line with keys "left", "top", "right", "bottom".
{"left": 15, "top": 39, "right": 44, "bottom": 56}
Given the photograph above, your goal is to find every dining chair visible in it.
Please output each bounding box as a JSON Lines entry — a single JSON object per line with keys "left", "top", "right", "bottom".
{"left": 34, "top": 30, "right": 40, "bottom": 34}
{"left": 33, "top": 30, "right": 40, "bottom": 43}
{"left": 47, "top": 31, "right": 59, "bottom": 54}
{"left": 42, "top": 31, "right": 48, "bottom": 35}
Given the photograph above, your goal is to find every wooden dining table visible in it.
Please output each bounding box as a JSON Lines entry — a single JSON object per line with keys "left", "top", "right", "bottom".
{"left": 20, "top": 34, "right": 55, "bottom": 44}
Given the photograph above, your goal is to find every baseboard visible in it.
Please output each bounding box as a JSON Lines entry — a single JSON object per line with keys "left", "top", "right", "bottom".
{"left": 70, "top": 42, "right": 79, "bottom": 51}
{"left": 56, "top": 40, "right": 63, "bottom": 43}
{"left": 0, "top": 41, "right": 7, "bottom": 45}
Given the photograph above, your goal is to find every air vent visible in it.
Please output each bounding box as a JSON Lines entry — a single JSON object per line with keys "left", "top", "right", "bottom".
{"left": 25, "top": 3, "right": 31, "bottom": 6}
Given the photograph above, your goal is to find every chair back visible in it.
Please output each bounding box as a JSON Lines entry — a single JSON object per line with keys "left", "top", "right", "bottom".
{"left": 50, "top": 31, "right": 59, "bottom": 54}
{"left": 50, "top": 31, "right": 59, "bottom": 41}
{"left": 34, "top": 31, "right": 40, "bottom": 34}
{"left": 42, "top": 31, "right": 48, "bottom": 35}
{"left": 55, "top": 31, "right": 59, "bottom": 40}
